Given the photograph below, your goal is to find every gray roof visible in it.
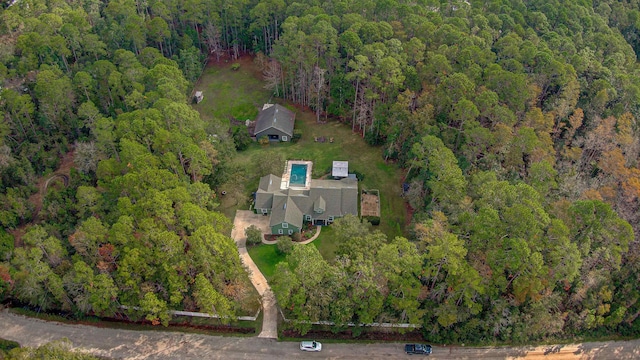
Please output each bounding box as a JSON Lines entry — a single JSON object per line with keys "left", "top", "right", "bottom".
{"left": 258, "top": 174, "right": 281, "bottom": 192}
{"left": 255, "top": 174, "right": 281, "bottom": 209}
{"left": 257, "top": 174, "right": 358, "bottom": 226}
{"left": 254, "top": 104, "right": 295, "bottom": 137}
{"left": 341, "top": 185, "right": 358, "bottom": 215}
{"left": 308, "top": 178, "right": 358, "bottom": 220}
{"left": 270, "top": 195, "right": 304, "bottom": 229}
{"left": 255, "top": 192, "right": 274, "bottom": 210}
{"left": 314, "top": 196, "right": 326, "bottom": 212}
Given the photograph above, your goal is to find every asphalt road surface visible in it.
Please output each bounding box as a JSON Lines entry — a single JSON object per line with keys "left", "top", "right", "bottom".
{"left": 1, "top": 310, "right": 639, "bottom": 359}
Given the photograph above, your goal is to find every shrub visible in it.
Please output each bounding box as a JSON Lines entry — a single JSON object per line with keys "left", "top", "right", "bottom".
{"left": 0, "top": 338, "right": 20, "bottom": 353}
{"left": 292, "top": 232, "right": 302, "bottom": 242}
{"left": 232, "top": 127, "right": 252, "bottom": 151}
{"left": 363, "top": 216, "right": 380, "bottom": 226}
{"left": 352, "top": 170, "right": 365, "bottom": 181}
{"left": 364, "top": 130, "right": 384, "bottom": 146}
{"left": 292, "top": 129, "right": 302, "bottom": 143}
{"left": 276, "top": 236, "right": 293, "bottom": 255}
{"left": 230, "top": 63, "right": 240, "bottom": 71}
{"left": 258, "top": 136, "right": 270, "bottom": 146}
{"left": 253, "top": 52, "right": 267, "bottom": 71}
{"left": 245, "top": 225, "right": 263, "bottom": 245}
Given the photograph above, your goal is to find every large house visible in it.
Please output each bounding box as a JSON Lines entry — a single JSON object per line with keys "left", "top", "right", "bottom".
{"left": 254, "top": 104, "right": 295, "bottom": 142}
{"left": 255, "top": 161, "right": 358, "bottom": 235}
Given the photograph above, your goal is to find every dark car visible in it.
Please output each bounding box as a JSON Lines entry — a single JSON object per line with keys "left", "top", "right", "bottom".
{"left": 404, "top": 344, "right": 432, "bottom": 355}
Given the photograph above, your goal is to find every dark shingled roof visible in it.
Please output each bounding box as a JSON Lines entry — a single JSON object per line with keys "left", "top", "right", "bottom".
{"left": 256, "top": 173, "right": 358, "bottom": 229}
{"left": 255, "top": 174, "right": 281, "bottom": 210}
{"left": 269, "top": 195, "right": 304, "bottom": 229}
{"left": 254, "top": 104, "right": 295, "bottom": 137}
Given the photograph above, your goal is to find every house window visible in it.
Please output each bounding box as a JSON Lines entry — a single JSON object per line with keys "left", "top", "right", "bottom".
{"left": 282, "top": 136, "right": 288, "bottom": 141}
{"left": 288, "top": 229, "right": 293, "bottom": 235}
{"left": 305, "top": 215, "right": 311, "bottom": 221}
{"left": 328, "top": 216, "right": 334, "bottom": 222}
{"left": 261, "top": 209, "right": 268, "bottom": 214}
{"left": 282, "top": 223, "right": 288, "bottom": 228}
{"left": 278, "top": 229, "right": 283, "bottom": 234}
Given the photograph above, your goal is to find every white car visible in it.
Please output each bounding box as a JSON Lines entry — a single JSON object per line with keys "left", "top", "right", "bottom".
{"left": 300, "top": 340, "right": 322, "bottom": 352}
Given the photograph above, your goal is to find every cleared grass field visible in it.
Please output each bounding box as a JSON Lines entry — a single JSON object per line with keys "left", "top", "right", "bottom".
{"left": 192, "top": 57, "right": 271, "bottom": 126}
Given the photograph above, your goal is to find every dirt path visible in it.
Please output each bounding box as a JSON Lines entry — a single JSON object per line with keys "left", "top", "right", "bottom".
{"left": 8, "top": 149, "right": 74, "bottom": 245}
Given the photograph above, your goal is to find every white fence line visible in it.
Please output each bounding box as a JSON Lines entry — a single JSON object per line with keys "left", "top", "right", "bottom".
{"left": 119, "top": 306, "right": 261, "bottom": 322}
{"left": 278, "top": 308, "right": 420, "bottom": 328}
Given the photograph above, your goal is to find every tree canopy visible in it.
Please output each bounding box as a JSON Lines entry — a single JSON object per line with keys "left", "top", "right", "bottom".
{"left": 0, "top": 0, "right": 639, "bottom": 344}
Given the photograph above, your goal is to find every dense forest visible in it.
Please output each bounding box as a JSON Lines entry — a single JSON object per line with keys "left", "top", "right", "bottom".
{"left": 0, "top": 0, "right": 255, "bottom": 326}
{"left": 1, "top": 0, "right": 640, "bottom": 345}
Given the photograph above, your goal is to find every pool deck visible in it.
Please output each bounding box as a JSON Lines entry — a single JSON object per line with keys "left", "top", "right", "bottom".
{"left": 281, "top": 160, "right": 313, "bottom": 190}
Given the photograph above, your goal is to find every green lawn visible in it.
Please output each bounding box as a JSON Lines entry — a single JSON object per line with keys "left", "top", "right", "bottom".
{"left": 312, "top": 226, "right": 341, "bottom": 261}
{"left": 248, "top": 231, "right": 342, "bottom": 280}
{"left": 191, "top": 57, "right": 271, "bottom": 127}
{"left": 191, "top": 57, "right": 273, "bottom": 218}
{"left": 247, "top": 244, "right": 286, "bottom": 280}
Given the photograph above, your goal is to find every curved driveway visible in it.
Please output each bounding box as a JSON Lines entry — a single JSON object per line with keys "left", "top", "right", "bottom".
{"left": 231, "top": 210, "right": 277, "bottom": 338}
{"left": 230, "top": 211, "right": 322, "bottom": 338}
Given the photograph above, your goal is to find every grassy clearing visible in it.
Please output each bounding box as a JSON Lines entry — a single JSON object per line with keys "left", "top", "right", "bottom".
{"left": 249, "top": 231, "right": 342, "bottom": 280}
{"left": 191, "top": 57, "right": 271, "bottom": 126}
{"left": 247, "top": 244, "right": 286, "bottom": 280}
{"left": 194, "top": 57, "right": 407, "bottom": 263}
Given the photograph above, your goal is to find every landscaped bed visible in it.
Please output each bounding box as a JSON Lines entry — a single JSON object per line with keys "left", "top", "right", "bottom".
{"left": 263, "top": 223, "right": 318, "bottom": 243}
{"left": 361, "top": 189, "right": 381, "bottom": 218}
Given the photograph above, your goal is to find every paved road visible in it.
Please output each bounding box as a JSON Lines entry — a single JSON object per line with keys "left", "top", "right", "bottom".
{"left": 1, "top": 311, "right": 639, "bottom": 359}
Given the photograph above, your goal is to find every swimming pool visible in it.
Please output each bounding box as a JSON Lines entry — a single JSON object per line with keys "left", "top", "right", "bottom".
{"left": 290, "top": 164, "right": 308, "bottom": 186}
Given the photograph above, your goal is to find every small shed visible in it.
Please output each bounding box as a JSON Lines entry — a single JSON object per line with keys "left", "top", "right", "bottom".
{"left": 194, "top": 91, "right": 204, "bottom": 104}
{"left": 332, "top": 161, "right": 349, "bottom": 178}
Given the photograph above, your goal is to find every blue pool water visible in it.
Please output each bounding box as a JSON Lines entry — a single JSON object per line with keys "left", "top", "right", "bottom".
{"left": 290, "top": 164, "right": 308, "bottom": 185}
